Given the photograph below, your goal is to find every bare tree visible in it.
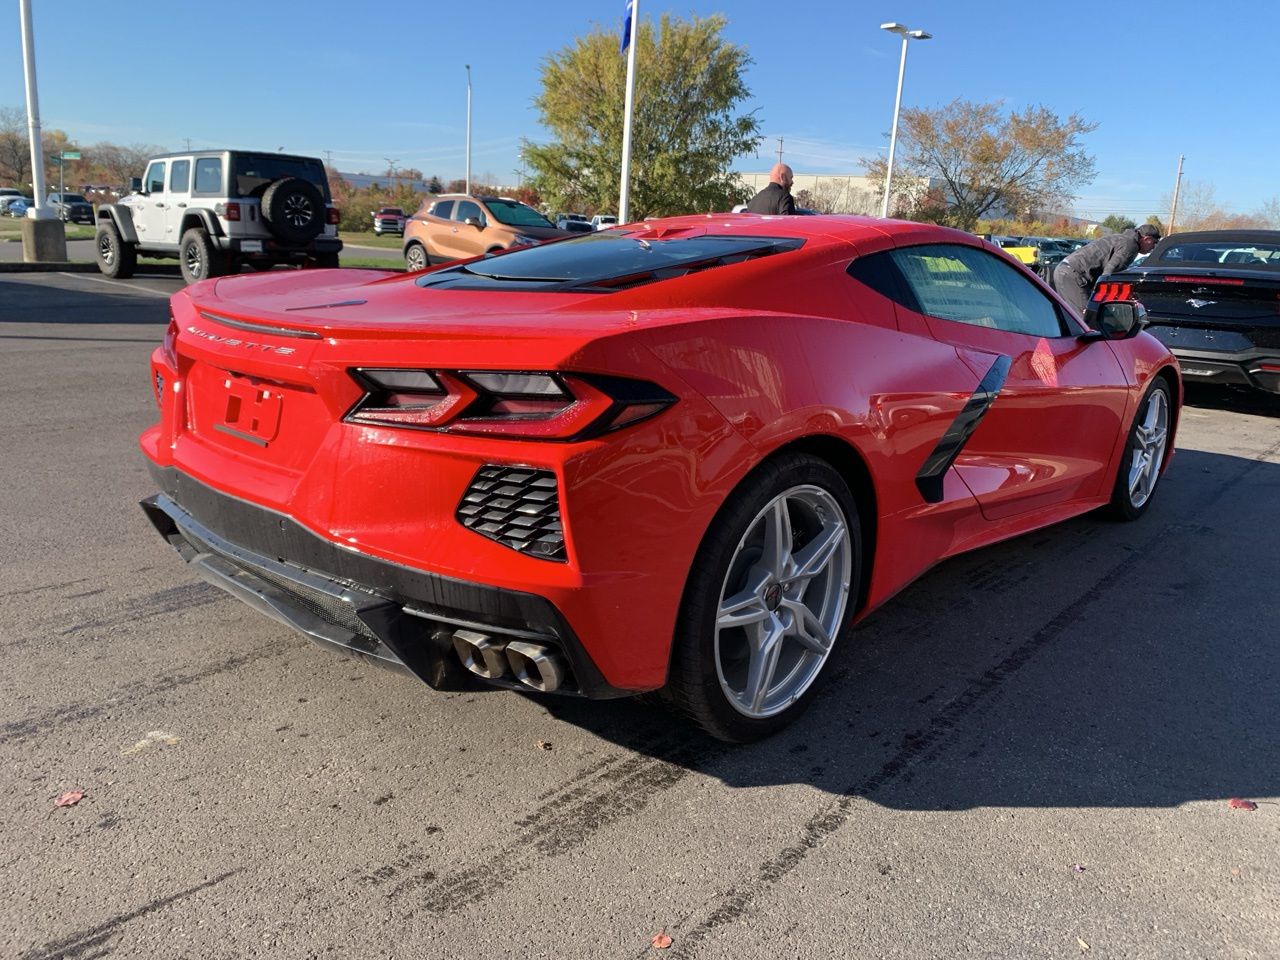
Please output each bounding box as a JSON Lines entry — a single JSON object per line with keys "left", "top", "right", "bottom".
{"left": 0, "top": 106, "right": 31, "bottom": 187}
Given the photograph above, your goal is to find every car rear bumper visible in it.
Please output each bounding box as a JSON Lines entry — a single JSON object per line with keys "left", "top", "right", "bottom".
{"left": 141, "top": 466, "right": 625, "bottom": 699}
{"left": 1148, "top": 323, "right": 1280, "bottom": 394}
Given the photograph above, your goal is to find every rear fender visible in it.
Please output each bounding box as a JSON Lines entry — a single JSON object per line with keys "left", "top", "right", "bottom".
{"left": 180, "top": 209, "right": 224, "bottom": 239}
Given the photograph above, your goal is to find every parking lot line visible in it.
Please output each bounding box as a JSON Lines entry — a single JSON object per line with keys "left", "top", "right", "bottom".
{"left": 59, "top": 272, "right": 173, "bottom": 298}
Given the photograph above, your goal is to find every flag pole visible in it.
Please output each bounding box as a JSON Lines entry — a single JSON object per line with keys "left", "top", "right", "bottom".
{"left": 618, "top": 0, "right": 639, "bottom": 224}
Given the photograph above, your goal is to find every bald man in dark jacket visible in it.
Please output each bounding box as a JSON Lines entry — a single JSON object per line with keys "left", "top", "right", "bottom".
{"left": 745, "top": 163, "right": 796, "bottom": 215}
{"left": 1053, "top": 224, "right": 1160, "bottom": 316}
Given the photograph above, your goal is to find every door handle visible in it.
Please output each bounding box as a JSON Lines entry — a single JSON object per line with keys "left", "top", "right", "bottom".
{"left": 155, "top": 202, "right": 166, "bottom": 208}
{"left": 177, "top": 202, "right": 187, "bottom": 208}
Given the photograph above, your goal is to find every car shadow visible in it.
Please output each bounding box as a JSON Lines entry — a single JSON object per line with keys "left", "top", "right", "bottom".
{"left": 1183, "top": 382, "right": 1280, "bottom": 418}
{"left": 537, "top": 447, "right": 1280, "bottom": 810}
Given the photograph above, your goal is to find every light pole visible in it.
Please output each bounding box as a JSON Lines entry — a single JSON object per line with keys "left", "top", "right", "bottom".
{"left": 464, "top": 64, "right": 472, "bottom": 195}
{"left": 879, "top": 22, "right": 931, "bottom": 219}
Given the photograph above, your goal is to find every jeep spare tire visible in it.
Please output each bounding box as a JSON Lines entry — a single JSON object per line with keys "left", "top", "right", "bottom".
{"left": 260, "top": 177, "right": 325, "bottom": 243}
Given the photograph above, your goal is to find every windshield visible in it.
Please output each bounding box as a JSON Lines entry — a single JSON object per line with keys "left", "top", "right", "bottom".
{"left": 416, "top": 232, "right": 804, "bottom": 292}
{"left": 1152, "top": 240, "right": 1280, "bottom": 269}
{"left": 485, "top": 199, "right": 553, "bottom": 228}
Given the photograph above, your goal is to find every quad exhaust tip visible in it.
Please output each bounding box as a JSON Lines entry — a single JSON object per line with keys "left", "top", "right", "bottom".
{"left": 504, "top": 640, "right": 566, "bottom": 692}
{"left": 452, "top": 629, "right": 508, "bottom": 680}
{"left": 451, "top": 630, "right": 568, "bottom": 693}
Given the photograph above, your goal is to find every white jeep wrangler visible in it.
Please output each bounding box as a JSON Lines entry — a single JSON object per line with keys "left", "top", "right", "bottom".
{"left": 95, "top": 149, "right": 342, "bottom": 284}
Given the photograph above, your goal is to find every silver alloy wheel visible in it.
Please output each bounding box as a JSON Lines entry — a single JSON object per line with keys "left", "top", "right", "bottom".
{"left": 184, "top": 241, "right": 203, "bottom": 278}
{"left": 98, "top": 232, "right": 114, "bottom": 265}
{"left": 714, "top": 484, "right": 852, "bottom": 718}
{"left": 1127, "top": 387, "right": 1169, "bottom": 508}
{"left": 406, "top": 245, "right": 427, "bottom": 271}
{"left": 283, "top": 194, "right": 313, "bottom": 227}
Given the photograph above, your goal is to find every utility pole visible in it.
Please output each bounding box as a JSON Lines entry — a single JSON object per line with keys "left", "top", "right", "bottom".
{"left": 18, "top": 0, "right": 65, "bottom": 262}
{"left": 776, "top": 136, "right": 784, "bottom": 165}
{"left": 465, "top": 64, "right": 472, "bottom": 196}
{"left": 324, "top": 149, "right": 332, "bottom": 170}
{"left": 384, "top": 157, "right": 397, "bottom": 191}
{"left": 1168, "top": 154, "right": 1184, "bottom": 235}
{"left": 184, "top": 138, "right": 191, "bottom": 151}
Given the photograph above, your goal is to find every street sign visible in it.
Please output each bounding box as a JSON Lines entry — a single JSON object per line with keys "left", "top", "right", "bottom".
{"left": 60, "top": 150, "right": 81, "bottom": 160}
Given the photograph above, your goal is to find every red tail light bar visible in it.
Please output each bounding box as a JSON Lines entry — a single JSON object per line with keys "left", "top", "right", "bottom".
{"left": 1161, "top": 275, "right": 1245, "bottom": 286}
{"left": 326, "top": 207, "right": 341, "bottom": 225}
{"left": 345, "top": 369, "right": 676, "bottom": 441}
{"left": 1093, "top": 281, "right": 1132, "bottom": 302}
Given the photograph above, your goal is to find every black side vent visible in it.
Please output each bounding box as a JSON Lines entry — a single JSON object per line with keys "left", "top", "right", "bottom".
{"left": 456, "top": 465, "right": 566, "bottom": 562}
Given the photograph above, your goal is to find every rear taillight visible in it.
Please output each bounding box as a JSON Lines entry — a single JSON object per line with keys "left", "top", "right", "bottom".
{"left": 326, "top": 207, "right": 341, "bottom": 225}
{"left": 344, "top": 369, "right": 675, "bottom": 440}
{"left": 1162, "top": 275, "right": 1245, "bottom": 286}
{"left": 1093, "top": 281, "right": 1132, "bottom": 302}
{"left": 223, "top": 202, "right": 241, "bottom": 222}
{"left": 162, "top": 316, "right": 178, "bottom": 368}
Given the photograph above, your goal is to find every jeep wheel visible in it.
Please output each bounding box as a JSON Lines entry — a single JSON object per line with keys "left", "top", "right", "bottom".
{"left": 260, "top": 177, "right": 325, "bottom": 244}
{"left": 179, "top": 228, "right": 225, "bottom": 284}
{"left": 95, "top": 222, "right": 136, "bottom": 279}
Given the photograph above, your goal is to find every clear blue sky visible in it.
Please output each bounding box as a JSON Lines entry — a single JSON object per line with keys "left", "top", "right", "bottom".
{"left": 5, "top": 0, "right": 1275, "bottom": 220}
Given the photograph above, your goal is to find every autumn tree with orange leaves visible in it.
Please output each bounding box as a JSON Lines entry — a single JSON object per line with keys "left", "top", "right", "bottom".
{"left": 864, "top": 99, "right": 1098, "bottom": 231}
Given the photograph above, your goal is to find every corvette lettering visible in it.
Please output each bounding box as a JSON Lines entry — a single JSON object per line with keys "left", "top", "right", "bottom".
{"left": 186, "top": 326, "right": 296, "bottom": 355}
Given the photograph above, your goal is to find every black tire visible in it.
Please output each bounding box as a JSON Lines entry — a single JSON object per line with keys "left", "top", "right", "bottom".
{"left": 1106, "top": 378, "right": 1173, "bottom": 521}
{"left": 95, "top": 221, "right": 136, "bottom": 279}
{"left": 665, "top": 453, "right": 861, "bottom": 742}
{"left": 179, "top": 228, "right": 225, "bottom": 285}
{"left": 404, "top": 242, "right": 429, "bottom": 272}
{"left": 260, "top": 177, "right": 325, "bottom": 244}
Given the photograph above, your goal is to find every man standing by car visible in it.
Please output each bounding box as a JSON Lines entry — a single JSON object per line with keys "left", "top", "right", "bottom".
{"left": 1053, "top": 224, "right": 1161, "bottom": 316}
{"left": 745, "top": 163, "right": 796, "bottom": 215}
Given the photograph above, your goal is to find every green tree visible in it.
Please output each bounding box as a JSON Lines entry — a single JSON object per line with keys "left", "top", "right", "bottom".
{"left": 526, "top": 13, "right": 760, "bottom": 218}
{"left": 863, "top": 99, "right": 1097, "bottom": 231}
{"left": 1101, "top": 214, "right": 1136, "bottom": 233}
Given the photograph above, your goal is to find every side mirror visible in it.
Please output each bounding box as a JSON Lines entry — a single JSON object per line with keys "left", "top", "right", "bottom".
{"left": 129, "top": 177, "right": 143, "bottom": 194}
{"left": 1093, "top": 301, "right": 1148, "bottom": 340}
{"left": 464, "top": 216, "right": 484, "bottom": 229}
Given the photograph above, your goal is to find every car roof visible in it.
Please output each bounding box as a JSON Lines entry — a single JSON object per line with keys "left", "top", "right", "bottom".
{"left": 141, "top": 150, "right": 322, "bottom": 163}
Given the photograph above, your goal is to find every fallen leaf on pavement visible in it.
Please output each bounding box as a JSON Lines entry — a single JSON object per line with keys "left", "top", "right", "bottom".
{"left": 651, "top": 930, "right": 673, "bottom": 950}
{"left": 121, "top": 730, "right": 181, "bottom": 757}
{"left": 536, "top": 740, "right": 552, "bottom": 751}
{"left": 53, "top": 790, "right": 85, "bottom": 808}
{"left": 1077, "top": 937, "right": 1090, "bottom": 951}
{"left": 1228, "top": 798, "right": 1258, "bottom": 811}
{"left": 1072, "top": 864, "right": 1086, "bottom": 873}
{"left": 1231, "top": 868, "right": 1241, "bottom": 877}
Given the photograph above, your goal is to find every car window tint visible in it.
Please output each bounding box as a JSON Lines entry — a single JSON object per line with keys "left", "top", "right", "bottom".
{"left": 169, "top": 160, "right": 191, "bottom": 193}
{"left": 889, "top": 244, "right": 1065, "bottom": 337}
{"left": 193, "top": 158, "right": 223, "bottom": 195}
{"left": 455, "top": 200, "right": 483, "bottom": 224}
{"left": 430, "top": 200, "right": 454, "bottom": 220}
{"left": 144, "top": 162, "right": 166, "bottom": 195}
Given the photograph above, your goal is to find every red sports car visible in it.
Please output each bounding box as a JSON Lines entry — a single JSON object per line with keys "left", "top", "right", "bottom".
{"left": 140, "top": 215, "right": 1180, "bottom": 742}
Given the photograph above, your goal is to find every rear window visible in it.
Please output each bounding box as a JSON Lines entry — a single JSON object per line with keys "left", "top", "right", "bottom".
{"left": 231, "top": 155, "right": 330, "bottom": 200}
{"left": 415, "top": 232, "right": 804, "bottom": 292}
{"left": 1152, "top": 240, "right": 1280, "bottom": 269}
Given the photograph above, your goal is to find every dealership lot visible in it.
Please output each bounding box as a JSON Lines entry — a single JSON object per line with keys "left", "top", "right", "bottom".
{"left": 1, "top": 273, "right": 1277, "bottom": 958}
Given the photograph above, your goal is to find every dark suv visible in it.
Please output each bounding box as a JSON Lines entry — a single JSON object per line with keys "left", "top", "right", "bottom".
{"left": 47, "top": 193, "right": 94, "bottom": 224}
{"left": 95, "top": 150, "right": 342, "bottom": 284}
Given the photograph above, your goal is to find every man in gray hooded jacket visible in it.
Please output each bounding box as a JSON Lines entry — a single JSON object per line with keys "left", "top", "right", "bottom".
{"left": 1053, "top": 224, "right": 1161, "bottom": 317}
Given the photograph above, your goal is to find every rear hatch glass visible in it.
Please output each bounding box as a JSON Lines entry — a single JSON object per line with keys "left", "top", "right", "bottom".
{"left": 232, "top": 155, "right": 331, "bottom": 201}
{"left": 414, "top": 232, "right": 804, "bottom": 293}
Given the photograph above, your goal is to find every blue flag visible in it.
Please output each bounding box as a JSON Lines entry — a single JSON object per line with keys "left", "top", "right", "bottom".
{"left": 621, "top": 0, "right": 634, "bottom": 53}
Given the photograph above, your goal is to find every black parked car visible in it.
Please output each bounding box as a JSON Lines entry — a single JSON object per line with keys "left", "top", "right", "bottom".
{"left": 46, "top": 192, "right": 94, "bottom": 224}
{"left": 1095, "top": 230, "right": 1280, "bottom": 395}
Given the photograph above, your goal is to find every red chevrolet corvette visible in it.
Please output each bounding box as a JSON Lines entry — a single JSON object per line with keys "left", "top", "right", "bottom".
{"left": 140, "top": 215, "right": 1180, "bottom": 741}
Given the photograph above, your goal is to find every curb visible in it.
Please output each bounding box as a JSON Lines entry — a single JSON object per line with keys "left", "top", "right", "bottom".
{"left": 0, "top": 261, "right": 99, "bottom": 273}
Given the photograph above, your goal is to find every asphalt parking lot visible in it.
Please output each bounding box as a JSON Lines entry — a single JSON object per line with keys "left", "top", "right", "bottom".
{"left": 1, "top": 272, "right": 1277, "bottom": 959}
